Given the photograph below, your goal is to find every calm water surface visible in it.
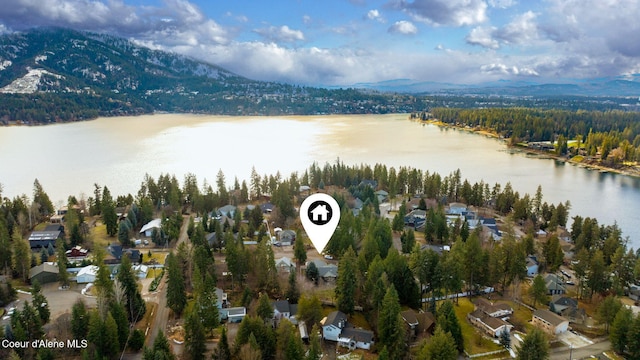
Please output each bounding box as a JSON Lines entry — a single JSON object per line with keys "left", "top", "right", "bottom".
{"left": 0, "top": 113, "right": 638, "bottom": 248}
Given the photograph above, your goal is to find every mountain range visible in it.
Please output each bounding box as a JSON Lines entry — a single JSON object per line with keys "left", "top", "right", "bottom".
{"left": 0, "top": 28, "right": 638, "bottom": 124}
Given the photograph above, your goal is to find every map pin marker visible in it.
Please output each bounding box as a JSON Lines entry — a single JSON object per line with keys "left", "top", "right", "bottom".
{"left": 300, "top": 193, "right": 340, "bottom": 255}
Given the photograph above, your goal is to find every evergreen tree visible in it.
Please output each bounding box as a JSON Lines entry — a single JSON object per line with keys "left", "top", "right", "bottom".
{"left": 212, "top": 326, "right": 231, "bottom": 360}
{"left": 437, "top": 301, "right": 463, "bottom": 353}
{"left": 377, "top": 285, "right": 406, "bottom": 359}
{"left": 500, "top": 329, "right": 511, "bottom": 349}
{"left": 165, "top": 252, "right": 186, "bottom": 316}
{"left": 102, "top": 186, "right": 118, "bottom": 237}
{"left": 418, "top": 326, "right": 457, "bottom": 360}
{"left": 31, "top": 280, "right": 50, "bottom": 324}
{"left": 109, "top": 302, "right": 130, "bottom": 351}
{"left": 184, "top": 310, "right": 206, "bottom": 360}
{"left": 293, "top": 231, "right": 307, "bottom": 267}
{"left": 306, "top": 325, "right": 322, "bottom": 360}
{"left": 11, "top": 234, "right": 31, "bottom": 282}
{"left": 400, "top": 228, "right": 415, "bottom": 254}
{"left": 117, "top": 255, "right": 146, "bottom": 322}
{"left": 103, "top": 312, "right": 121, "bottom": 358}
{"left": 516, "top": 328, "right": 549, "bottom": 360}
{"left": 71, "top": 299, "right": 89, "bottom": 339}
{"left": 118, "top": 220, "right": 131, "bottom": 246}
{"left": 597, "top": 296, "right": 622, "bottom": 333}
{"left": 33, "top": 179, "right": 54, "bottom": 220}
{"left": 56, "top": 238, "right": 70, "bottom": 287}
{"left": 142, "top": 331, "right": 175, "bottom": 360}
{"left": 257, "top": 293, "right": 274, "bottom": 322}
{"left": 285, "top": 270, "right": 300, "bottom": 303}
{"left": 609, "top": 306, "right": 633, "bottom": 354}
{"left": 335, "top": 247, "right": 357, "bottom": 314}
{"left": 628, "top": 314, "right": 640, "bottom": 359}
{"left": 529, "top": 274, "right": 548, "bottom": 307}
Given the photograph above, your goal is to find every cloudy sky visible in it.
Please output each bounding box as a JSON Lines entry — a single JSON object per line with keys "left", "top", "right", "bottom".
{"left": 1, "top": 0, "right": 639, "bottom": 86}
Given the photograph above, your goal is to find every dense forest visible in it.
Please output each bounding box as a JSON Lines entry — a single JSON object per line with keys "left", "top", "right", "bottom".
{"left": 414, "top": 108, "right": 640, "bottom": 165}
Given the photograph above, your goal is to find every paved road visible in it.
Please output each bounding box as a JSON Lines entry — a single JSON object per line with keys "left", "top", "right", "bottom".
{"left": 122, "top": 215, "right": 190, "bottom": 360}
{"left": 147, "top": 215, "right": 190, "bottom": 350}
{"left": 550, "top": 339, "right": 611, "bottom": 360}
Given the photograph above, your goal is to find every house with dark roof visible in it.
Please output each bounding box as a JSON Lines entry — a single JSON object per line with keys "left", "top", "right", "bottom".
{"left": 309, "top": 260, "right": 338, "bottom": 282}
{"left": 279, "top": 230, "right": 296, "bottom": 246}
{"left": 28, "top": 230, "right": 63, "bottom": 249}
{"left": 545, "top": 274, "right": 567, "bottom": 295}
{"left": 106, "top": 244, "right": 141, "bottom": 264}
{"left": 321, "top": 311, "right": 347, "bottom": 341}
{"left": 322, "top": 310, "right": 374, "bottom": 350}
{"left": 29, "top": 263, "right": 59, "bottom": 284}
{"left": 473, "top": 298, "right": 513, "bottom": 318}
{"left": 532, "top": 309, "right": 569, "bottom": 335}
{"left": 549, "top": 295, "right": 586, "bottom": 324}
{"left": 272, "top": 300, "right": 298, "bottom": 326}
{"left": 260, "top": 202, "right": 274, "bottom": 213}
{"left": 401, "top": 309, "right": 435, "bottom": 339}
{"left": 404, "top": 209, "right": 427, "bottom": 228}
{"left": 339, "top": 327, "right": 374, "bottom": 350}
{"left": 216, "top": 205, "right": 237, "bottom": 218}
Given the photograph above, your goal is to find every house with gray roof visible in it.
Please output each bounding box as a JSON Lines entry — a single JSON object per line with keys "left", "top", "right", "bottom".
{"left": 532, "top": 309, "right": 569, "bottom": 335}
{"left": 29, "top": 263, "right": 59, "bottom": 284}
{"left": 321, "top": 311, "right": 347, "bottom": 341}
{"left": 545, "top": 274, "right": 567, "bottom": 295}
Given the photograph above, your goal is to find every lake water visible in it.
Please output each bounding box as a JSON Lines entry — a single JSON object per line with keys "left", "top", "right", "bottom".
{"left": 1, "top": 113, "right": 638, "bottom": 249}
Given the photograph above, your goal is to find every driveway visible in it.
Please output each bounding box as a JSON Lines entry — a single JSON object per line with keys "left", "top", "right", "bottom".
{"left": 42, "top": 282, "right": 97, "bottom": 319}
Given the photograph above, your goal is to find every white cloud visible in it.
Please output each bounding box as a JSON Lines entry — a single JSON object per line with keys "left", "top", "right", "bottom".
{"left": 466, "top": 26, "right": 499, "bottom": 49}
{"left": 392, "top": 0, "right": 488, "bottom": 26}
{"left": 388, "top": 20, "right": 417, "bottom": 35}
{"left": 366, "top": 9, "right": 385, "bottom": 23}
{"left": 466, "top": 11, "right": 540, "bottom": 49}
{"left": 480, "top": 63, "right": 539, "bottom": 76}
{"left": 254, "top": 25, "right": 305, "bottom": 43}
{"left": 488, "top": 0, "right": 516, "bottom": 9}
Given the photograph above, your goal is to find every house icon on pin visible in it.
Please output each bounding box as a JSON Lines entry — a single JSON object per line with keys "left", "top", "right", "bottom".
{"left": 310, "top": 204, "right": 330, "bottom": 222}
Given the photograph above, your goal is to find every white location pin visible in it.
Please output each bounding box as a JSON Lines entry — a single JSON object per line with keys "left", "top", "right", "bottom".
{"left": 300, "top": 193, "right": 340, "bottom": 255}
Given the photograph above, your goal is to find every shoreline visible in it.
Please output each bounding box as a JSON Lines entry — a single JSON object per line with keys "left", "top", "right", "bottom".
{"left": 415, "top": 118, "right": 640, "bottom": 179}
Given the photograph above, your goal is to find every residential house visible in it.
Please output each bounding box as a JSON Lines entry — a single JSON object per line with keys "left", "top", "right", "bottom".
{"left": 133, "top": 264, "right": 149, "bottom": 279}
{"left": 260, "top": 202, "right": 274, "bottom": 213}
{"left": 275, "top": 257, "right": 296, "bottom": 272}
{"left": 404, "top": 209, "right": 427, "bottom": 229}
{"left": 549, "top": 296, "right": 586, "bottom": 324}
{"left": 29, "top": 263, "right": 59, "bottom": 284}
{"left": 28, "top": 229, "right": 63, "bottom": 249}
{"left": 139, "top": 219, "right": 162, "bottom": 237}
{"left": 420, "top": 244, "right": 450, "bottom": 255}
{"left": 473, "top": 298, "right": 513, "bottom": 318}
{"left": 309, "top": 260, "right": 338, "bottom": 282}
{"left": 401, "top": 309, "right": 436, "bottom": 339}
{"left": 532, "top": 309, "right": 569, "bottom": 335}
{"left": 629, "top": 284, "right": 640, "bottom": 301}
{"left": 216, "top": 205, "right": 237, "bottom": 218}
{"left": 273, "top": 300, "right": 298, "bottom": 326}
{"left": 66, "top": 246, "right": 89, "bottom": 262}
{"left": 467, "top": 298, "right": 514, "bottom": 338}
{"left": 358, "top": 180, "right": 377, "bottom": 189}
{"left": 215, "top": 287, "right": 228, "bottom": 309}
{"left": 467, "top": 309, "right": 513, "bottom": 337}
{"left": 375, "top": 190, "right": 389, "bottom": 203}
{"left": 106, "top": 244, "right": 141, "bottom": 264}
{"left": 220, "top": 307, "right": 246, "bottom": 323}
{"left": 339, "top": 327, "right": 374, "bottom": 350}
{"left": 526, "top": 256, "right": 539, "bottom": 277}
{"left": 76, "top": 265, "right": 99, "bottom": 284}
{"left": 279, "top": 230, "right": 296, "bottom": 246}
{"left": 447, "top": 202, "right": 468, "bottom": 215}
{"left": 322, "top": 311, "right": 347, "bottom": 341}
{"left": 545, "top": 274, "right": 567, "bottom": 295}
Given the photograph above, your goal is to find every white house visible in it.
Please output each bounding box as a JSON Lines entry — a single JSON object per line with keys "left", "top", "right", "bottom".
{"left": 76, "top": 265, "right": 99, "bottom": 284}
{"left": 321, "top": 311, "right": 347, "bottom": 341}
{"left": 133, "top": 264, "right": 148, "bottom": 279}
{"left": 338, "top": 327, "right": 374, "bottom": 350}
{"left": 527, "top": 256, "right": 539, "bottom": 277}
{"left": 140, "top": 219, "right": 162, "bottom": 237}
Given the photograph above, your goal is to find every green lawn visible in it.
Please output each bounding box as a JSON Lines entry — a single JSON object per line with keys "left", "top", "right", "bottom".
{"left": 452, "top": 298, "right": 502, "bottom": 355}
